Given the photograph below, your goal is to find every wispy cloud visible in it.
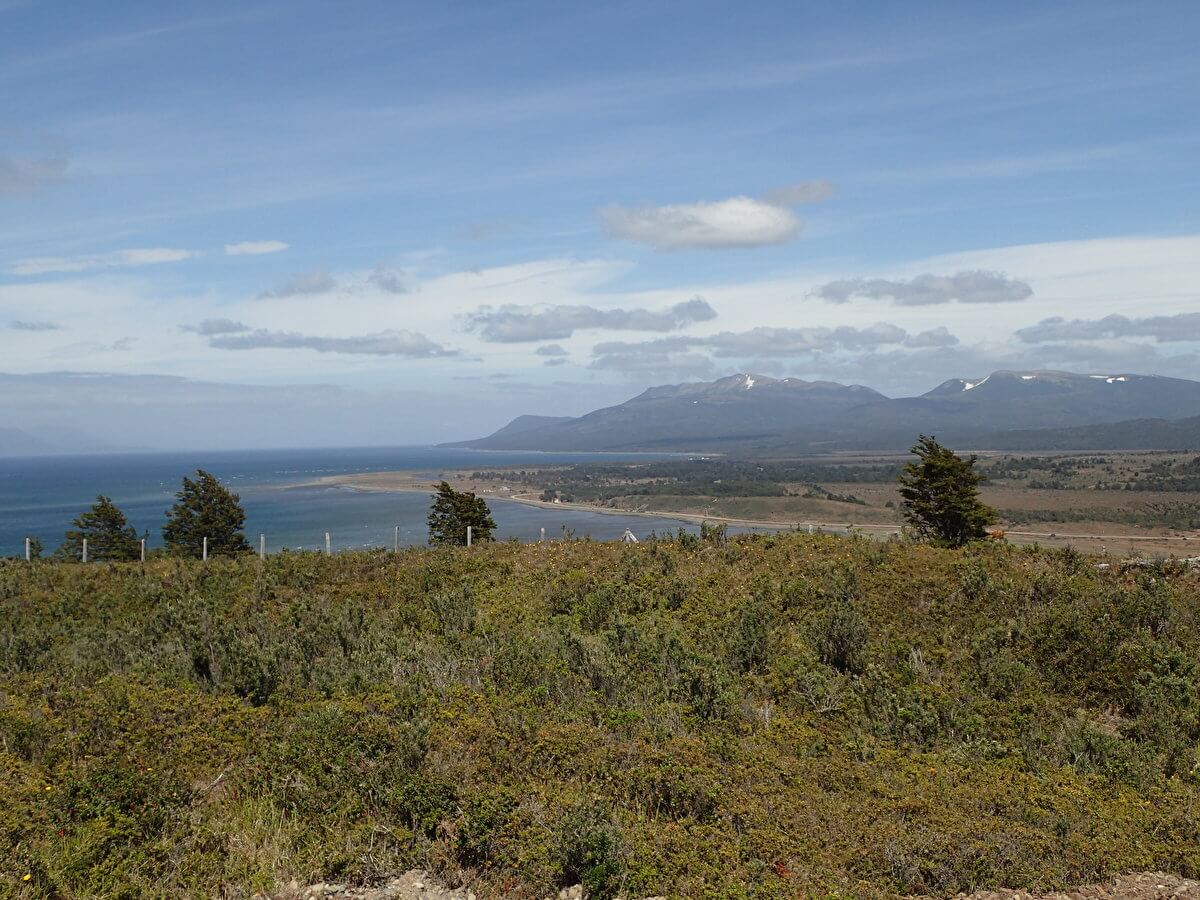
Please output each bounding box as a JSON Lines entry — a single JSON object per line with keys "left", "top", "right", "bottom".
{"left": 466, "top": 297, "right": 717, "bottom": 342}
{"left": 9, "top": 247, "right": 198, "bottom": 275}
{"left": 862, "top": 145, "right": 1134, "bottom": 183}
{"left": 8, "top": 319, "right": 62, "bottom": 331}
{"left": 367, "top": 265, "right": 411, "bottom": 294}
{"left": 760, "top": 180, "right": 836, "bottom": 206}
{"left": 816, "top": 270, "right": 1033, "bottom": 305}
{"left": 208, "top": 328, "right": 456, "bottom": 357}
{"left": 224, "top": 240, "right": 289, "bottom": 256}
{"left": 0, "top": 155, "right": 68, "bottom": 195}
{"left": 257, "top": 269, "right": 337, "bottom": 298}
{"left": 183, "top": 318, "right": 251, "bottom": 336}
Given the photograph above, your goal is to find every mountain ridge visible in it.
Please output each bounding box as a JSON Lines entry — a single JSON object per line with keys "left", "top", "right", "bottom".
{"left": 444, "top": 369, "right": 1200, "bottom": 453}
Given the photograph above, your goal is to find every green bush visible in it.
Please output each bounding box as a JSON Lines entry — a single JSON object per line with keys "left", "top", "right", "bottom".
{"left": 814, "top": 603, "right": 869, "bottom": 675}
{"left": 2, "top": 534, "right": 1199, "bottom": 896}
{"left": 554, "top": 803, "right": 625, "bottom": 900}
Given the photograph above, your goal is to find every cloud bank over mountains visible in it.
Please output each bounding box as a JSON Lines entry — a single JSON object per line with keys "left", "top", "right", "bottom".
{"left": 1017, "top": 312, "right": 1200, "bottom": 343}
{"left": 466, "top": 297, "right": 717, "bottom": 342}
{"left": 588, "top": 321, "right": 963, "bottom": 377}
{"left": 816, "top": 270, "right": 1033, "bottom": 305}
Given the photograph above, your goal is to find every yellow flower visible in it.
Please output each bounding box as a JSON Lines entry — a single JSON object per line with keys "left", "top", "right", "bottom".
{"left": 23, "top": 874, "right": 32, "bottom": 881}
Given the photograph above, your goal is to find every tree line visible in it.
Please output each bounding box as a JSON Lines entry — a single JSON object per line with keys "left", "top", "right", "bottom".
{"left": 16, "top": 436, "right": 995, "bottom": 560}
{"left": 21, "top": 470, "right": 252, "bottom": 561}
{"left": 19, "top": 472, "right": 500, "bottom": 561}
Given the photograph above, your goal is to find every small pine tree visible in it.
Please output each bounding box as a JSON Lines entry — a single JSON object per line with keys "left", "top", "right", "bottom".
{"left": 427, "top": 481, "right": 497, "bottom": 546}
{"left": 57, "top": 495, "right": 141, "bottom": 562}
{"left": 898, "top": 435, "right": 998, "bottom": 548}
{"left": 163, "top": 469, "right": 250, "bottom": 558}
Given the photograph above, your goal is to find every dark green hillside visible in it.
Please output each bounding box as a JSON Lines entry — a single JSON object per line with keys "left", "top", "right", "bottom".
{"left": 1, "top": 535, "right": 1198, "bottom": 897}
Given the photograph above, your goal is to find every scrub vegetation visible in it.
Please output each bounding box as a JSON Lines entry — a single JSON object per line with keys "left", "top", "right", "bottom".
{"left": 1, "top": 532, "right": 1198, "bottom": 897}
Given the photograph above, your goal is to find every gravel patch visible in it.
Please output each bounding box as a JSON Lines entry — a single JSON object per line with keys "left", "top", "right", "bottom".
{"left": 272, "top": 870, "right": 1199, "bottom": 899}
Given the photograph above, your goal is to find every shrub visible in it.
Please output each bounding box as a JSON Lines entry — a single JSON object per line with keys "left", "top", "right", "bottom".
{"left": 554, "top": 804, "right": 624, "bottom": 900}
{"left": 729, "top": 596, "right": 774, "bottom": 674}
{"left": 2, "top": 535, "right": 1199, "bottom": 896}
{"left": 814, "top": 603, "right": 868, "bottom": 675}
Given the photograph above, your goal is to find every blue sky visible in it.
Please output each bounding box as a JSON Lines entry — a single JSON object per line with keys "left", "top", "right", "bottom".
{"left": 2, "top": 0, "right": 1199, "bottom": 446}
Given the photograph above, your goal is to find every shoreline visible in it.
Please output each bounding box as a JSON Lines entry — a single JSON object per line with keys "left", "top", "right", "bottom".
{"left": 304, "top": 472, "right": 796, "bottom": 531}
{"left": 304, "top": 470, "right": 1200, "bottom": 549}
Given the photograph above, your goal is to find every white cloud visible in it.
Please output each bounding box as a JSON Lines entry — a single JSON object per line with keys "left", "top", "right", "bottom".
{"left": 600, "top": 196, "right": 802, "bottom": 249}
{"left": 10, "top": 247, "right": 198, "bottom": 275}
{"left": 224, "top": 240, "right": 289, "bottom": 256}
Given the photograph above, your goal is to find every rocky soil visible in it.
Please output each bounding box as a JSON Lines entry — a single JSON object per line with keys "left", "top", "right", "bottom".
{"left": 953, "top": 871, "right": 1200, "bottom": 898}
{"left": 268, "top": 871, "right": 664, "bottom": 900}
{"left": 270, "top": 870, "right": 1200, "bottom": 899}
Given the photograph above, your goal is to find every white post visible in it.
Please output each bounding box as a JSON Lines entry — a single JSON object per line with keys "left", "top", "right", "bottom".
{"left": 394, "top": 525, "right": 400, "bottom": 553}
{"left": 24, "top": 537, "right": 31, "bottom": 562}
{"left": 82, "top": 538, "right": 88, "bottom": 563}
{"left": 325, "top": 532, "right": 331, "bottom": 555}
{"left": 140, "top": 538, "right": 146, "bottom": 562}
{"left": 202, "top": 537, "right": 208, "bottom": 561}
{"left": 466, "top": 526, "right": 472, "bottom": 547}
{"left": 808, "top": 523, "right": 814, "bottom": 535}
{"left": 259, "top": 533, "right": 266, "bottom": 559}
{"left": 540, "top": 526, "right": 545, "bottom": 542}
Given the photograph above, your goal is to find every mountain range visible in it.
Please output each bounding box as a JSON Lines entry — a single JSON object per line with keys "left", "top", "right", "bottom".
{"left": 446, "top": 370, "right": 1200, "bottom": 453}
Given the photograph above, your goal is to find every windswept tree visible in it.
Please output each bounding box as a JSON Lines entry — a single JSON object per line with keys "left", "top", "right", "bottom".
{"left": 163, "top": 469, "right": 250, "bottom": 558}
{"left": 57, "top": 495, "right": 142, "bottom": 561}
{"left": 427, "top": 481, "right": 497, "bottom": 546}
{"left": 898, "top": 435, "right": 998, "bottom": 548}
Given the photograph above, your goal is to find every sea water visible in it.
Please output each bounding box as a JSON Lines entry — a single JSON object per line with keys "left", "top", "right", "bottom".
{"left": 0, "top": 446, "right": 766, "bottom": 557}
